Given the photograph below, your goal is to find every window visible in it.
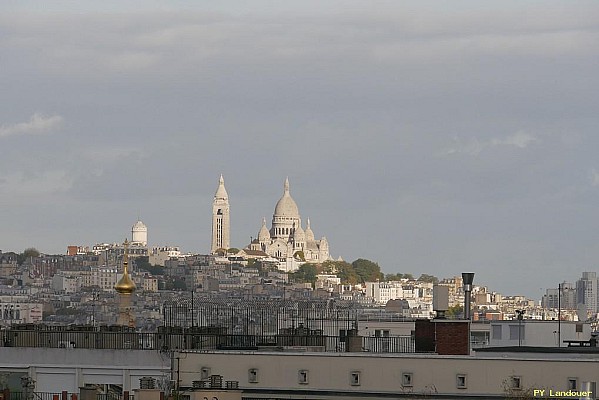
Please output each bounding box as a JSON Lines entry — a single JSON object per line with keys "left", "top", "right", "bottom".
{"left": 350, "top": 371, "right": 361, "bottom": 386}
{"left": 401, "top": 372, "right": 413, "bottom": 387}
{"left": 567, "top": 378, "right": 577, "bottom": 390}
{"left": 491, "top": 325, "right": 502, "bottom": 340}
{"left": 456, "top": 374, "right": 467, "bottom": 389}
{"left": 510, "top": 376, "right": 522, "bottom": 390}
{"left": 298, "top": 370, "right": 309, "bottom": 384}
{"left": 509, "top": 325, "right": 525, "bottom": 341}
{"left": 248, "top": 368, "right": 259, "bottom": 383}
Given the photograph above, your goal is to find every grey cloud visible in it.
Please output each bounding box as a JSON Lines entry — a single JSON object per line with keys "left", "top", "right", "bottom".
{"left": 0, "top": 3, "right": 598, "bottom": 297}
{"left": 0, "top": 113, "right": 63, "bottom": 137}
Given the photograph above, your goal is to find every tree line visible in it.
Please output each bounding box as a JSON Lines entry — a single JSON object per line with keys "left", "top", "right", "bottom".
{"left": 290, "top": 259, "right": 438, "bottom": 286}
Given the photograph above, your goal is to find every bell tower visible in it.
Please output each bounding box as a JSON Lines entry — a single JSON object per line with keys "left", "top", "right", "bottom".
{"left": 211, "top": 174, "right": 230, "bottom": 253}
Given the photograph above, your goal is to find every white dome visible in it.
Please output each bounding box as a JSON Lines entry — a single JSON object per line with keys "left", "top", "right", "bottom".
{"left": 132, "top": 220, "right": 147, "bottom": 231}
{"left": 274, "top": 177, "right": 299, "bottom": 218}
{"left": 305, "top": 218, "right": 315, "bottom": 242}
{"left": 293, "top": 225, "right": 305, "bottom": 241}
{"left": 258, "top": 218, "right": 270, "bottom": 241}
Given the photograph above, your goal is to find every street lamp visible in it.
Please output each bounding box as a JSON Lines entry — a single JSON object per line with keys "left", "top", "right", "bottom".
{"left": 557, "top": 283, "right": 562, "bottom": 348}
{"left": 515, "top": 309, "right": 524, "bottom": 347}
{"left": 462, "top": 273, "right": 475, "bottom": 320}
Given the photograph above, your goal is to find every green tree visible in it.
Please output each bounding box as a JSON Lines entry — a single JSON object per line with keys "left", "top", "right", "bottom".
{"left": 385, "top": 273, "right": 405, "bottom": 281}
{"left": 291, "top": 264, "right": 318, "bottom": 285}
{"left": 351, "top": 258, "right": 383, "bottom": 283}
{"left": 335, "top": 261, "right": 359, "bottom": 285}
{"left": 18, "top": 247, "right": 40, "bottom": 265}
{"left": 134, "top": 256, "right": 164, "bottom": 275}
{"left": 417, "top": 274, "right": 439, "bottom": 284}
{"left": 446, "top": 304, "right": 463, "bottom": 318}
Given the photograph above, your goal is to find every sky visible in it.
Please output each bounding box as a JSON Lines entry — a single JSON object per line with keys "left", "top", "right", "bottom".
{"left": 1, "top": 1, "right": 598, "bottom": 298}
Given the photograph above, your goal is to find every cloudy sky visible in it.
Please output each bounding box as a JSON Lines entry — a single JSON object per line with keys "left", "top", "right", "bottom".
{"left": 1, "top": 1, "right": 598, "bottom": 298}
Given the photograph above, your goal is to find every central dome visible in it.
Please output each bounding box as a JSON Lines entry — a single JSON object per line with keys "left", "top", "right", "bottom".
{"left": 132, "top": 220, "right": 146, "bottom": 231}
{"left": 274, "top": 178, "right": 299, "bottom": 218}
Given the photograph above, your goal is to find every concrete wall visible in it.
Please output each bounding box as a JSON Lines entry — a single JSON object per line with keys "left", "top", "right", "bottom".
{"left": 490, "top": 320, "right": 591, "bottom": 347}
{"left": 178, "top": 350, "right": 599, "bottom": 398}
{"left": 0, "top": 348, "right": 169, "bottom": 393}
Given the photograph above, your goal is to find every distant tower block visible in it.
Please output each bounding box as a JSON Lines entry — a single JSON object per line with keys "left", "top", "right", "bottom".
{"left": 131, "top": 220, "right": 148, "bottom": 246}
{"left": 115, "top": 239, "right": 137, "bottom": 327}
{"left": 211, "top": 174, "right": 230, "bottom": 253}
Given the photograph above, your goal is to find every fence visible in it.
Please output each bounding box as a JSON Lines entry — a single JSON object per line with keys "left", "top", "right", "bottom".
{"left": 6, "top": 393, "right": 133, "bottom": 400}
{"left": 0, "top": 327, "right": 414, "bottom": 353}
{"left": 162, "top": 299, "right": 359, "bottom": 337}
{"left": 7, "top": 393, "right": 77, "bottom": 400}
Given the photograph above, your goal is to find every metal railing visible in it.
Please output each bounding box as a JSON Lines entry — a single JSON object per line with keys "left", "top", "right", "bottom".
{"left": 0, "top": 327, "right": 415, "bottom": 353}
{"left": 8, "top": 393, "right": 76, "bottom": 400}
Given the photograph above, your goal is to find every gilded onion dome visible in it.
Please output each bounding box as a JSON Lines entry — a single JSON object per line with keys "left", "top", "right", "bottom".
{"left": 115, "top": 239, "right": 136, "bottom": 295}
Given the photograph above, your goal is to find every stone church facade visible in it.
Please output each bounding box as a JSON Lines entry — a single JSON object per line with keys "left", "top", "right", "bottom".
{"left": 248, "top": 178, "right": 330, "bottom": 263}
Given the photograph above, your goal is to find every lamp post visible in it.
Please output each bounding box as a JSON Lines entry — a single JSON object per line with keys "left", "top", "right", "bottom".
{"left": 515, "top": 309, "right": 524, "bottom": 347}
{"left": 558, "top": 283, "right": 561, "bottom": 348}
{"left": 462, "top": 273, "right": 475, "bottom": 320}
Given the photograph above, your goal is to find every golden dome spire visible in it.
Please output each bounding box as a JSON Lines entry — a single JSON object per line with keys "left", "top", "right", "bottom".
{"left": 115, "top": 239, "right": 136, "bottom": 295}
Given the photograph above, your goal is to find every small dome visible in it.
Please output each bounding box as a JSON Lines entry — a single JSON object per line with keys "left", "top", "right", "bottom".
{"left": 305, "top": 218, "right": 315, "bottom": 242}
{"left": 132, "top": 220, "right": 146, "bottom": 231}
{"left": 258, "top": 218, "right": 270, "bottom": 241}
{"left": 293, "top": 225, "right": 305, "bottom": 241}
{"left": 274, "top": 177, "right": 299, "bottom": 218}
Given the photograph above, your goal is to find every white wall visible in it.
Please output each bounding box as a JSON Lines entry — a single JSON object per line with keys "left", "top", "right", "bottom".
{"left": 178, "top": 350, "right": 599, "bottom": 398}
{"left": 0, "top": 348, "right": 169, "bottom": 393}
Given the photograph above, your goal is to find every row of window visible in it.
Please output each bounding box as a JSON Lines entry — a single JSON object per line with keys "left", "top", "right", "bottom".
{"left": 491, "top": 325, "right": 525, "bottom": 340}
{"left": 200, "top": 367, "right": 550, "bottom": 390}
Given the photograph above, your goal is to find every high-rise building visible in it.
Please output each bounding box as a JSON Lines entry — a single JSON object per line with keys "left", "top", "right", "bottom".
{"left": 211, "top": 175, "right": 230, "bottom": 253}
{"left": 542, "top": 282, "right": 576, "bottom": 310}
{"left": 576, "top": 272, "right": 598, "bottom": 313}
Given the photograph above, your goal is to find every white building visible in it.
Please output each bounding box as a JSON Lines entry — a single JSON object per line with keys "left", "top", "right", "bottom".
{"left": 0, "top": 296, "right": 43, "bottom": 326}
{"left": 51, "top": 272, "right": 81, "bottom": 294}
{"left": 248, "top": 178, "right": 331, "bottom": 263}
{"left": 149, "top": 246, "right": 181, "bottom": 267}
{"left": 365, "top": 281, "right": 404, "bottom": 304}
{"left": 490, "top": 319, "right": 592, "bottom": 347}
{"left": 83, "top": 266, "right": 118, "bottom": 291}
{"left": 131, "top": 220, "right": 148, "bottom": 246}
